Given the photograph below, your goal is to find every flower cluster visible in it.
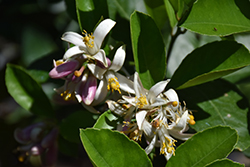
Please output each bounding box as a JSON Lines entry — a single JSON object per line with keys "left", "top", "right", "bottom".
{"left": 107, "top": 72, "right": 195, "bottom": 160}
{"left": 14, "top": 122, "right": 58, "bottom": 166}
{"left": 48, "top": 18, "right": 195, "bottom": 160}
{"left": 49, "top": 19, "right": 134, "bottom": 113}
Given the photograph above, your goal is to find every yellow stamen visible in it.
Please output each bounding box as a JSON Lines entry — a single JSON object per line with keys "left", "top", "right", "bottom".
{"left": 55, "top": 60, "right": 64, "bottom": 66}
{"left": 135, "top": 95, "right": 148, "bottom": 108}
{"left": 107, "top": 77, "right": 121, "bottom": 94}
{"left": 60, "top": 90, "right": 73, "bottom": 101}
{"left": 188, "top": 115, "right": 196, "bottom": 125}
{"left": 172, "top": 101, "right": 178, "bottom": 107}
{"left": 74, "top": 70, "right": 82, "bottom": 77}
{"left": 18, "top": 155, "right": 25, "bottom": 162}
{"left": 82, "top": 30, "right": 95, "bottom": 48}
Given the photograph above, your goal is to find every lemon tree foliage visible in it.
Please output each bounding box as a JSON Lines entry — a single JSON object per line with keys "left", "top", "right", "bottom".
{"left": 4, "top": 0, "right": 250, "bottom": 166}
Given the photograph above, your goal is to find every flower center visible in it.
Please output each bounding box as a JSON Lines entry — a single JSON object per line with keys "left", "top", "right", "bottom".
{"left": 107, "top": 77, "right": 121, "bottom": 94}
{"left": 135, "top": 95, "right": 148, "bottom": 108}
{"left": 82, "top": 30, "right": 95, "bottom": 48}
{"left": 60, "top": 90, "right": 74, "bottom": 101}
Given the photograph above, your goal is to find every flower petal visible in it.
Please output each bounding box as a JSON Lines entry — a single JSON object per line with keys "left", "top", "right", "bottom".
{"left": 93, "top": 49, "right": 108, "bottom": 67}
{"left": 93, "top": 19, "right": 116, "bottom": 49}
{"left": 116, "top": 73, "right": 135, "bottom": 94}
{"left": 134, "top": 72, "right": 147, "bottom": 97}
{"left": 169, "top": 130, "right": 193, "bottom": 141}
{"left": 145, "top": 134, "right": 157, "bottom": 154}
{"left": 81, "top": 102, "right": 100, "bottom": 114}
{"left": 81, "top": 75, "right": 97, "bottom": 105}
{"left": 87, "top": 63, "right": 107, "bottom": 80}
{"left": 109, "top": 45, "right": 126, "bottom": 72}
{"left": 163, "top": 88, "right": 179, "bottom": 111}
{"left": 63, "top": 46, "right": 87, "bottom": 60}
{"left": 49, "top": 60, "right": 79, "bottom": 78}
{"left": 148, "top": 80, "right": 170, "bottom": 104}
{"left": 91, "top": 79, "right": 108, "bottom": 106}
{"left": 61, "top": 31, "right": 86, "bottom": 47}
{"left": 106, "top": 100, "right": 126, "bottom": 116}
{"left": 136, "top": 110, "right": 147, "bottom": 130}
{"left": 122, "top": 96, "right": 137, "bottom": 107}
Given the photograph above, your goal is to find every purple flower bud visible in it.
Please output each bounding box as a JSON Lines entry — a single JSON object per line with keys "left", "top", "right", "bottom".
{"left": 41, "top": 128, "right": 58, "bottom": 148}
{"left": 49, "top": 60, "right": 79, "bottom": 78}
{"left": 14, "top": 122, "right": 44, "bottom": 144}
{"left": 80, "top": 74, "right": 97, "bottom": 105}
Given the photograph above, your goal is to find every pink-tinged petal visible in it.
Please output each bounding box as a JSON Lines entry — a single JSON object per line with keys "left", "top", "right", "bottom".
{"left": 136, "top": 110, "right": 147, "bottom": 130}
{"left": 49, "top": 60, "right": 79, "bottom": 78}
{"left": 93, "top": 49, "right": 108, "bottom": 67}
{"left": 134, "top": 72, "right": 147, "bottom": 97}
{"left": 93, "top": 19, "right": 116, "bottom": 49}
{"left": 81, "top": 75, "right": 97, "bottom": 105}
{"left": 61, "top": 31, "right": 86, "bottom": 47}
{"left": 81, "top": 102, "right": 100, "bottom": 114}
{"left": 109, "top": 45, "right": 126, "bottom": 72}
{"left": 63, "top": 45, "right": 87, "bottom": 60}
{"left": 41, "top": 128, "right": 59, "bottom": 148}
{"left": 148, "top": 80, "right": 170, "bottom": 104}
{"left": 116, "top": 73, "right": 135, "bottom": 94}
{"left": 91, "top": 79, "right": 108, "bottom": 106}
{"left": 87, "top": 63, "right": 107, "bottom": 80}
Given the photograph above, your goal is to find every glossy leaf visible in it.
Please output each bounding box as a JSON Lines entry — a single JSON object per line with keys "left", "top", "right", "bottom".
{"left": 164, "top": 0, "right": 177, "bottom": 28}
{"left": 205, "top": 159, "right": 244, "bottom": 167}
{"left": 180, "top": 0, "right": 250, "bottom": 36}
{"left": 26, "top": 69, "right": 49, "bottom": 84}
{"left": 93, "top": 110, "right": 120, "bottom": 129}
{"left": 166, "top": 126, "right": 238, "bottom": 167}
{"left": 5, "top": 64, "right": 54, "bottom": 118}
{"left": 80, "top": 128, "right": 152, "bottom": 167}
{"left": 131, "top": 11, "right": 166, "bottom": 89}
{"left": 76, "top": 0, "right": 108, "bottom": 32}
{"left": 167, "top": 40, "right": 250, "bottom": 89}
{"left": 60, "top": 110, "right": 98, "bottom": 143}
{"left": 178, "top": 79, "right": 250, "bottom": 151}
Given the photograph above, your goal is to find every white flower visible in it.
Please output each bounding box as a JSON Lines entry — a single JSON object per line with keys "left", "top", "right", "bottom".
{"left": 61, "top": 19, "right": 116, "bottom": 67}
{"left": 88, "top": 45, "right": 135, "bottom": 105}
{"left": 122, "top": 72, "right": 170, "bottom": 110}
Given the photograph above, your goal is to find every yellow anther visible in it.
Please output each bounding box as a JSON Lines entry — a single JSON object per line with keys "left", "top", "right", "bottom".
{"left": 122, "top": 104, "right": 130, "bottom": 109}
{"left": 55, "top": 60, "right": 64, "bottom": 66}
{"left": 160, "top": 143, "right": 167, "bottom": 155}
{"left": 82, "top": 30, "right": 95, "bottom": 48}
{"left": 152, "top": 120, "right": 160, "bottom": 128}
{"left": 167, "top": 146, "right": 173, "bottom": 153}
{"left": 74, "top": 70, "right": 82, "bottom": 77}
{"left": 172, "top": 101, "right": 178, "bottom": 107}
{"left": 18, "top": 155, "right": 25, "bottom": 162}
{"left": 107, "top": 77, "right": 121, "bottom": 94}
{"left": 60, "top": 90, "right": 73, "bottom": 101}
{"left": 135, "top": 95, "right": 148, "bottom": 108}
{"left": 188, "top": 115, "right": 196, "bottom": 125}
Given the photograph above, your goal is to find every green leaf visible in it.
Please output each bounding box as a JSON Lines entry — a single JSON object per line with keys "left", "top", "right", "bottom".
{"left": 5, "top": 64, "right": 54, "bottom": 118}
{"left": 167, "top": 40, "right": 250, "bottom": 89}
{"left": 180, "top": 0, "right": 250, "bottom": 36}
{"left": 164, "top": 0, "right": 178, "bottom": 28}
{"left": 144, "top": 0, "right": 169, "bottom": 29}
{"left": 166, "top": 126, "right": 238, "bottom": 167}
{"left": 205, "top": 158, "right": 244, "bottom": 167}
{"left": 130, "top": 11, "right": 166, "bottom": 89}
{"left": 26, "top": 69, "right": 49, "bottom": 84}
{"left": 93, "top": 110, "right": 120, "bottom": 129}
{"left": 178, "top": 79, "right": 250, "bottom": 151}
{"left": 76, "top": 0, "right": 109, "bottom": 32}
{"left": 80, "top": 128, "right": 152, "bottom": 167}
{"left": 60, "top": 110, "right": 98, "bottom": 143}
